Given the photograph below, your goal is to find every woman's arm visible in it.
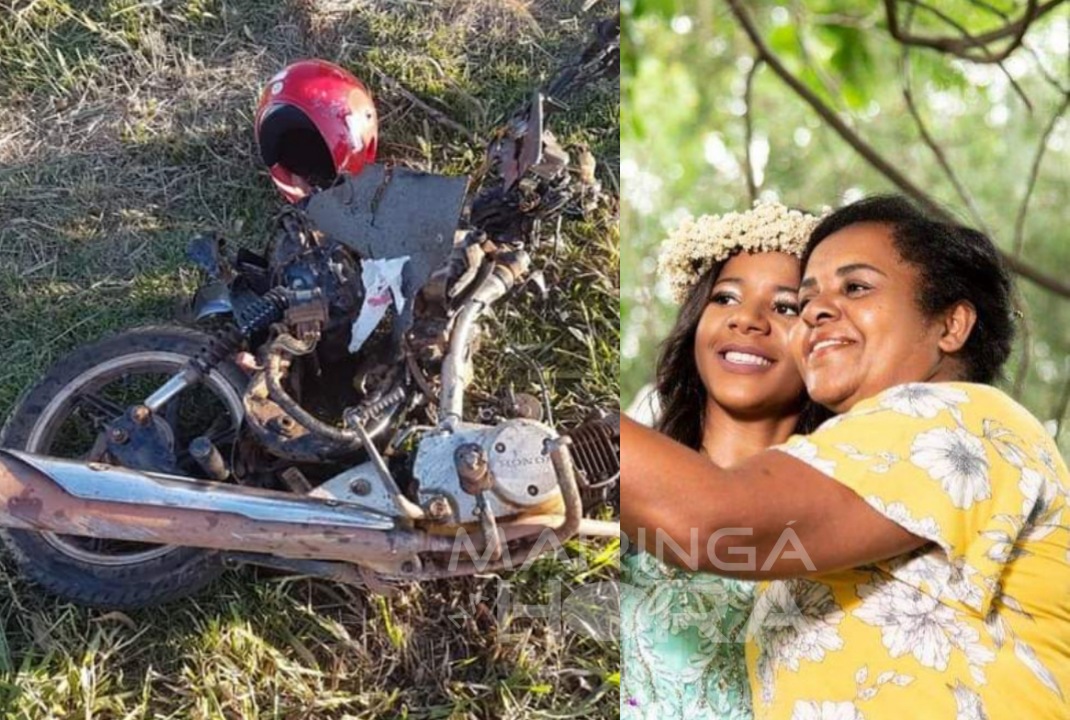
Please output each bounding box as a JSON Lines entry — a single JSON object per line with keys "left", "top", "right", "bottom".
{"left": 620, "top": 415, "right": 925, "bottom": 579}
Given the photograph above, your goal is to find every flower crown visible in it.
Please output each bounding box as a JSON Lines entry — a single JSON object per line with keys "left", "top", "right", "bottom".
{"left": 657, "top": 201, "right": 822, "bottom": 304}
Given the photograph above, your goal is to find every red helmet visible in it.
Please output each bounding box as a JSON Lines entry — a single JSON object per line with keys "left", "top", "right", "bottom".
{"left": 255, "top": 59, "right": 379, "bottom": 203}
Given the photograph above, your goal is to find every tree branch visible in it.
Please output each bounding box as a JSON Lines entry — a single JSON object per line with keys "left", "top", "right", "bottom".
{"left": 1014, "top": 92, "right": 1070, "bottom": 255}
{"left": 1052, "top": 361, "right": 1070, "bottom": 441}
{"left": 900, "top": 39, "right": 992, "bottom": 235}
{"left": 965, "top": 0, "right": 1070, "bottom": 94}
{"left": 884, "top": 0, "right": 1057, "bottom": 62}
{"left": 743, "top": 58, "right": 763, "bottom": 203}
{"left": 901, "top": 0, "right": 1035, "bottom": 110}
{"left": 723, "top": 0, "right": 1070, "bottom": 299}
{"left": 1012, "top": 307, "right": 1034, "bottom": 399}
{"left": 370, "top": 68, "right": 481, "bottom": 145}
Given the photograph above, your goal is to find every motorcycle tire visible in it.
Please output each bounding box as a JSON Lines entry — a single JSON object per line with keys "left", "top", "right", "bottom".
{"left": 0, "top": 326, "right": 248, "bottom": 609}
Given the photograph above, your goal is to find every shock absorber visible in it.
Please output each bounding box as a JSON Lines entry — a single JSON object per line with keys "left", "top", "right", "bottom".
{"left": 236, "top": 288, "right": 290, "bottom": 338}
{"left": 190, "top": 288, "right": 291, "bottom": 377}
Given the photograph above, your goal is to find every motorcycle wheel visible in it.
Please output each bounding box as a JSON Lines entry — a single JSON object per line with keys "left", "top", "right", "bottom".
{"left": 0, "top": 326, "right": 248, "bottom": 609}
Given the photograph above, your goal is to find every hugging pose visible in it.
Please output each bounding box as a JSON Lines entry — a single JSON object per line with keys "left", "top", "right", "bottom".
{"left": 621, "top": 195, "right": 1069, "bottom": 720}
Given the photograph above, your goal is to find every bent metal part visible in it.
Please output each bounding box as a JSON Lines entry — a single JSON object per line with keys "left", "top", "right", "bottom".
{"left": 0, "top": 440, "right": 617, "bottom": 582}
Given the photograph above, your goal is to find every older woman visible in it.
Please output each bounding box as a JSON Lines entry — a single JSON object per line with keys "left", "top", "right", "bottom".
{"left": 621, "top": 196, "right": 1069, "bottom": 719}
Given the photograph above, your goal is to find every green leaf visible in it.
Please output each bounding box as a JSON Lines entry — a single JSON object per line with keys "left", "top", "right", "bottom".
{"left": 820, "top": 24, "right": 875, "bottom": 106}
{"left": 768, "top": 24, "right": 799, "bottom": 57}
{"left": 633, "top": 0, "right": 676, "bottom": 20}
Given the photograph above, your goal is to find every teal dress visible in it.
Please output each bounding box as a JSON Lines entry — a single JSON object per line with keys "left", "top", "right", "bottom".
{"left": 620, "top": 548, "right": 755, "bottom": 719}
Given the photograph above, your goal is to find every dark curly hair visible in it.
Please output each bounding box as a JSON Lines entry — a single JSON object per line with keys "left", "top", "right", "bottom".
{"left": 656, "top": 259, "right": 831, "bottom": 449}
{"left": 804, "top": 195, "right": 1016, "bottom": 385}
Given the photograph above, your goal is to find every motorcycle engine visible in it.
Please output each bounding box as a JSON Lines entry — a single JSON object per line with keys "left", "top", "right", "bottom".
{"left": 267, "top": 213, "right": 364, "bottom": 349}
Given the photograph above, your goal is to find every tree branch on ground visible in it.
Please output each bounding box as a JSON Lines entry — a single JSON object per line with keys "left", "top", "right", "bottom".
{"left": 370, "top": 68, "right": 481, "bottom": 145}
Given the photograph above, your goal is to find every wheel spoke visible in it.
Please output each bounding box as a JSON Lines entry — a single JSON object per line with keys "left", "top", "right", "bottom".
{"left": 24, "top": 334, "right": 246, "bottom": 565}
{"left": 75, "top": 393, "right": 126, "bottom": 427}
{"left": 83, "top": 433, "right": 110, "bottom": 463}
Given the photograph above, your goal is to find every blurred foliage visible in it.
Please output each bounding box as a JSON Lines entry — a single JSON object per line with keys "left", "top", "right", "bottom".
{"left": 621, "top": 0, "right": 1070, "bottom": 451}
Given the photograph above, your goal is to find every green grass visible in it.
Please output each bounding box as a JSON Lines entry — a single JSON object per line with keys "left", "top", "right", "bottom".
{"left": 0, "top": 0, "right": 619, "bottom": 716}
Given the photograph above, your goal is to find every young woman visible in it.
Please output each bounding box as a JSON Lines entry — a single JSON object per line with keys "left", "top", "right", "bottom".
{"left": 622, "top": 202, "right": 826, "bottom": 719}
{"left": 621, "top": 196, "right": 1070, "bottom": 720}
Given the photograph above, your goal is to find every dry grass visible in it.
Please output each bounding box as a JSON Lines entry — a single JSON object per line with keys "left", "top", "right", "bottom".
{"left": 0, "top": 0, "right": 619, "bottom": 717}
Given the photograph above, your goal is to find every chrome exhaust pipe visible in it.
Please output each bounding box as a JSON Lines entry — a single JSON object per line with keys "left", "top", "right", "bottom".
{"left": 0, "top": 450, "right": 454, "bottom": 575}
{"left": 0, "top": 445, "right": 609, "bottom": 578}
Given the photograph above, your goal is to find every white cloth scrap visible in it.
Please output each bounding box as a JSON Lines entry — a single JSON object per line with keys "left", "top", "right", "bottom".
{"left": 349, "top": 256, "right": 409, "bottom": 354}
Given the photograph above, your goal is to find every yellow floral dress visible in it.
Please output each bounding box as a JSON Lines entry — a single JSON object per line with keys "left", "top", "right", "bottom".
{"left": 746, "top": 383, "right": 1070, "bottom": 720}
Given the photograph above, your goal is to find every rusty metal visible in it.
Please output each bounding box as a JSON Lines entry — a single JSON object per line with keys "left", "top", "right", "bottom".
{"left": 283, "top": 289, "right": 329, "bottom": 337}
{"left": 131, "top": 405, "right": 153, "bottom": 427}
{"left": 0, "top": 450, "right": 449, "bottom": 575}
{"left": 475, "top": 494, "right": 503, "bottom": 562}
{"left": 467, "top": 515, "right": 619, "bottom": 544}
{"left": 507, "top": 393, "right": 544, "bottom": 422}
{"left": 244, "top": 371, "right": 343, "bottom": 462}
{"left": 0, "top": 438, "right": 605, "bottom": 583}
{"left": 222, "top": 552, "right": 367, "bottom": 587}
{"left": 425, "top": 495, "right": 453, "bottom": 522}
{"left": 440, "top": 252, "right": 531, "bottom": 427}
{"left": 0, "top": 15, "right": 623, "bottom": 598}
{"left": 190, "top": 436, "right": 229, "bottom": 481}
{"left": 566, "top": 412, "right": 619, "bottom": 491}
{"left": 344, "top": 412, "right": 427, "bottom": 521}
{"left": 279, "top": 466, "right": 313, "bottom": 494}
{"left": 455, "top": 443, "right": 492, "bottom": 495}
{"left": 413, "top": 437, "right": 584, "bottom": 579}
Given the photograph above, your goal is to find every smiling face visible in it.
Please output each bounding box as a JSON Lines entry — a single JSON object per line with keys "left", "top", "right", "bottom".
{"left": 694, "top": 252, "right": 807, "bottom": 418}
{"left": 791, "top": 222, "right": 968, "bottom": 413}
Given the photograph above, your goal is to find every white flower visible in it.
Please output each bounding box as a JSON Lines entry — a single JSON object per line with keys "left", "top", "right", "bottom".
{"left": 950, "top": 681, "right": 988, "bottom": 720}
{"left": 791, "top": 700, "right": 866, "bottom": 720}
{"left": 750, "top": 580, "right": 846, "bottom": 703}
{"left": 1034, "top": 444, "right": 1059, "bottom": 478}
{"left": 1013, "top": 639, "right": 1064, "bottom": 700}
{"left": 777, "top": 437, "right": 838, "bottom": 477}
{"left": 888, "top": 552, "right": 953, "bottom": 595}
{"left": 886, "top": 550, "right": 985, "bottom": 611}
{"left": 879, "top": 384, "right": 969, "bottom": 419}
{"left": 864, "top": 498, "right": 943, "bottom": 545}
{"left": 854, "top": 580, "right": 954, "bottom": 670}
{"left": 1019, "top": 467, "right": 1062, "bottom": 542}
{"left": 853, "top": 578, "right": 994, "bottom": 676}
{"left": 657, "top": 200, "right": 821, "bottom": 303}
{"left": 911, "top": 427, "right": 991, "bottom": 509}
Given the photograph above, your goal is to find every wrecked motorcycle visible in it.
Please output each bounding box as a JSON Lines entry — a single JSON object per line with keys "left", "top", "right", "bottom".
{"left": 0, "top": 17, "right": 620, "bottom": 608}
